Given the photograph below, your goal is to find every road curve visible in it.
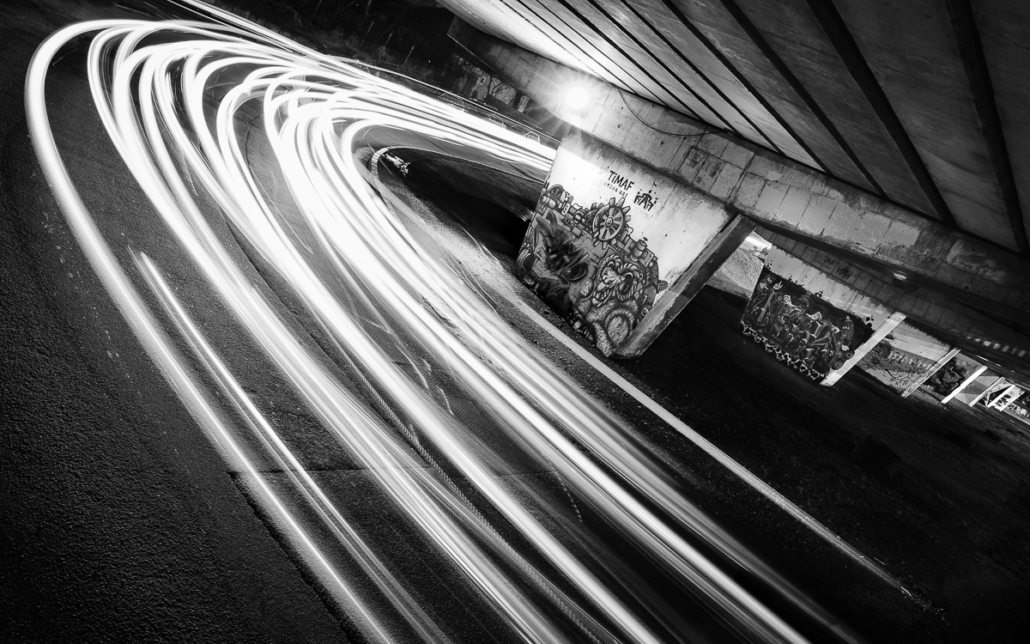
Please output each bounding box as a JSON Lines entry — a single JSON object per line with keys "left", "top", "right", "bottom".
{"left": 25, "top": 5, "right": 853, "bottom": 643}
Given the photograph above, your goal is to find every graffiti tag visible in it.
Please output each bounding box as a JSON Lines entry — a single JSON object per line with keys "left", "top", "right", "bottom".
{"left": 606, "top": 170, "right": 635, "bottom": 194}
{"left": 740, "top": 269, "right": 870, "bottom": 381}
{"left": 633, "top": 189, "right": 656, "bottom": 212}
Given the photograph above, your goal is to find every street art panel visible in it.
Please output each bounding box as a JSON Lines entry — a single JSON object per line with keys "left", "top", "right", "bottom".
{"left": 857, "top": 322, "right": 953, "bottom": 392}
{"left": 517, "top": 132, "right": 734, "bottom": 356}
{"left": 922, "top": 353, "right": 982, "bottom": 398}
{"left": 741, "top": 267, "right": 873, "bottom": 381}
{"left": 951, "top": 369, "right": 1002, "bottom": 406}
{"left": 1003, "top": 391, "right": 1030, "bottom": 422}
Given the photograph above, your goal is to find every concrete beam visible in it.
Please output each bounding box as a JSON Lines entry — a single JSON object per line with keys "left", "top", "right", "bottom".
{"left": 824, "top": 0, "right": 1026, "bottom": 251}
{"left": 450, "top": 22, "right": 1030, "bottom": 322}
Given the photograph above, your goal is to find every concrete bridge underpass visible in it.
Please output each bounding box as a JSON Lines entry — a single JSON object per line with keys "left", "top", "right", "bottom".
{"left": 441, "top": 0, "right": 1030, "bottom": 394}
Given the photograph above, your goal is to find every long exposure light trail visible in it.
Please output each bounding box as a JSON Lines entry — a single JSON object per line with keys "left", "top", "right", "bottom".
{"left": 26, "top": 4, "right": 854, "bottom": 642}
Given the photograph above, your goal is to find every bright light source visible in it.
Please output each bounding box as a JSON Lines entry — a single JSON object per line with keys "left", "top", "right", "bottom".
{"left": 562, "top": 84, "right": 591, "bottom": 113}
{"left": 893, "top": 272, "right": 908, "bottom": 281}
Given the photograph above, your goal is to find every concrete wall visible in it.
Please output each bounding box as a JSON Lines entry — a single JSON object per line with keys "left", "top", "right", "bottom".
{"left": 516, "top": 132, "right": 736, "bottom": 355}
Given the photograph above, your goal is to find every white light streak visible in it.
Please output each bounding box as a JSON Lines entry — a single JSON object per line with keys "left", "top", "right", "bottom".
{"left": 25, "top": 4, "right": 858, "bottom": 642}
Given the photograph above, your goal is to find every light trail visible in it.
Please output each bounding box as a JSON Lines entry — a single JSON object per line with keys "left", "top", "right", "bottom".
{"left": 26, "top": 3, "right": 858, "bottom": 642}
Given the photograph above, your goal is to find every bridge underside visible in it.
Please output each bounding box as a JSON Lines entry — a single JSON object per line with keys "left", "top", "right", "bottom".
{"left": 439, "top": 0, "right": 1030, "bottom": 253}
{"left": 448, "top": 15, "right": 1030, "bottom": 381}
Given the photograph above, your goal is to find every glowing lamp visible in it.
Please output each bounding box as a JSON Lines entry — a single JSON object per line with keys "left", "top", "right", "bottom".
{"left": 561, "top": 84, "right": 591, "bottom": 114}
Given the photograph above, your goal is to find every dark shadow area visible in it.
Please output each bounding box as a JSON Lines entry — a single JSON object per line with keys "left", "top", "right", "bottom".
{"left": 402, "top": 155, "right": 538, "bottom": 260}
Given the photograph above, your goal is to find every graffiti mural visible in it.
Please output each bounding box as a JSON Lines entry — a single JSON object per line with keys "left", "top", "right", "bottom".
{"left": 856, "top": 322, "right": 952, "bottom": 392}
{"left": 858, "top": 338, "right": 933, "bottom": 391}
{"left": 923, "top": 354, "right": 979, "bottom": 398}
{"left": 741, "top": 268, "right": 872, "bottom": 381}
{"left": 517, "top": 183, "right": 667, "bottom": 356}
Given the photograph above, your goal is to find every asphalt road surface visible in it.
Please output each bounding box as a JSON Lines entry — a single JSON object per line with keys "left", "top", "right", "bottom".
{"left": 4, "top": 2, "right": 1030, "bottom": 643}
{"left": 3, "top": 2, "right": 828, "bottom": 642}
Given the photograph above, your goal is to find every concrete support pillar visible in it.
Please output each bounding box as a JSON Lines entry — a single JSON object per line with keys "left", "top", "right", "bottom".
{"left": 942, "top": 365, "right": 990, "bottom": 404}
{"left": 901, "top": 347, "right": 961, "bottom": 398}
{"left": 617, "top": 215, "right": 753, "bottom": 357}
{"left": 516, "top": 131, "right": 746, "bottom": 357}
{"left": 822, "top": 312, "right": 906, "bottom": 386}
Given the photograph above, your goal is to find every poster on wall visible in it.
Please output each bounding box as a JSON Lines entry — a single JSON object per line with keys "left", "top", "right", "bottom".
{"left": 741, "top": 267, "right": 873, "bottom": 381}
{"left": 857, "top": 322, "right": 953, "bottom": 392}
{"left": 922, "top": 353, "right": 981, "bottom": 398}
{"left": 517, "top": 182, "right": 668, "bottom": 356}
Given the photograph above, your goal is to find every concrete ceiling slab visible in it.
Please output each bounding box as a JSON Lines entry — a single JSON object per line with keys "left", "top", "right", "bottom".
{"left": 663, "top": 0, "right": 878, "bottom": 190}
{"left": 602, "top": 0, "right": 818, "bottom": 165}
{"left": 439, "top": 0, "right": 1030, "bottom": 255}
{"left": 975, "top": 0, "right": 1030, "bottom": 251}
{"left": 832, "top": 0, "right": 1019, "bottom": 250}
{"left": 522, "top": 0, "right": 727, "bottom": 120}
{"left": 729, "top": 0, "right": 937, "bottom": 216}
{"left": 563, "top": 0, "right": 769, "bottom": 142}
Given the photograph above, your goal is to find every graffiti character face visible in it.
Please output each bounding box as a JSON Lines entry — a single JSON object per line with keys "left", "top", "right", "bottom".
{"left": 522, "top": 216, "right": 589, "bottom": 285}
{"left": 589, "top": 254, "right": 643, "bottom": 306}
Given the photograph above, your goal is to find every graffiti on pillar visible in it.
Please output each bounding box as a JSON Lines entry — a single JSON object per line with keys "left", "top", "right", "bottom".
{"left": 741, "top": 268, "right": 872, "bottom": 381}
{"left": 605, "top": 170, "right": 635, "bottom": 194}
{"left": 517, "top": 183, "right": 667, "bottom": 356}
